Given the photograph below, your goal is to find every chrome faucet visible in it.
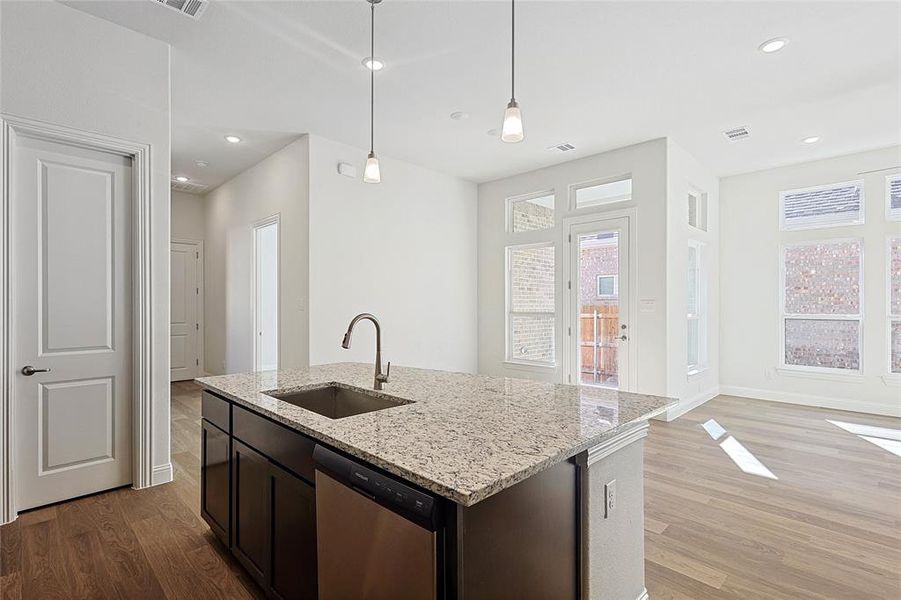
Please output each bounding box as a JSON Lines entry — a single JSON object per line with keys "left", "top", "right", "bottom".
{"left": 341, "top": 313, "right": 390, "bottom": 390}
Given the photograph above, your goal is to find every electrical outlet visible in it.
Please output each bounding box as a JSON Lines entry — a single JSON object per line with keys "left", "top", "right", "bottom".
{"left": 605, "top": 479, "right": 616, "bottom": 517}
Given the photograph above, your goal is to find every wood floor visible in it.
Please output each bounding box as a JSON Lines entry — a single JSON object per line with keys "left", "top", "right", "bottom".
{"left": 1, "top": 382, "right": 898, "bottom": 599}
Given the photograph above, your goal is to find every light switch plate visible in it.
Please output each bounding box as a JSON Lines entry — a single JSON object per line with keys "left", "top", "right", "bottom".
{"left": 605, "top": 479, "right": 616, "bottom": 517}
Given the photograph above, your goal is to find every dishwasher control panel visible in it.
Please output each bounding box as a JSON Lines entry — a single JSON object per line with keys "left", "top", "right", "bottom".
{"left": 313, "top": 445, "right": 440, "bottom": 530}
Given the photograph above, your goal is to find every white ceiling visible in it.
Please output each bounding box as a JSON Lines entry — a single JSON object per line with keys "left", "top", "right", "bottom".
{"left": 66, "top": 0, "right": 901, "bottom": 189}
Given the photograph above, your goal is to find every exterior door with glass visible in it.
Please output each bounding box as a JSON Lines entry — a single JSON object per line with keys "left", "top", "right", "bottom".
{"left": 566, "top": 216, "right": 631, "bottom": 389}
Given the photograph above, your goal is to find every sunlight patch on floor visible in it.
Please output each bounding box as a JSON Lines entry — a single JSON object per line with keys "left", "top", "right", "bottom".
{"left": 699, "top": 418, "right": 778, "bottom": 480}
{"left": 827, "top": 419, "right": 901, "bottom": 458}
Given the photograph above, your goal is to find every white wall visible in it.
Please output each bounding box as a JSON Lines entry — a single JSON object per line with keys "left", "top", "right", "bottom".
{"left": 171, "top": 191, "right": 205, "bottom": 241}
{"left": 665, "top": 140, "right": 720, "bottom": 419}
{"left": 478, "top": 139, "right": 670, "bottom": 395}
{"left": 720, "top": 146, "right": 901, "bottom": 417}
{"left": 307, "top": 134, "right": 478, "bottom": 373}
{"left": 0, "top": 1, "right": 172, "bottom": 478}
{"left": 203, "top": 136, "right": 310, "bottom": 375}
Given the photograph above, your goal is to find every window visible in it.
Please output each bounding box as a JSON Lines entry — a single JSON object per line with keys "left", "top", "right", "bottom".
{"left": 688, "top": 190, "right": 708, "bottom": 231}
{"left": 889, "top": 237, "right": 901, "bottom": 374}
{"left": 596, "top": 275, "right": 617, "bottom": 298}
{"left": 781, "top": 240, "right": 862, "bottom": 372}
{"left": 509, "top": 191, "right": 554, "bottom": 233}
{"left": 780, "top": 180, "right": 864, "bottom": 231}
{"left": 687, "top": 241, "right": 708, "bottom": 373}
{"left": 507, "top": 244, "right": 555, "bottom": 365}
{"left": 572, "top": 177, "right": 632, "bottom": 210}
{"left": 887, "top": 175, "right": 901, "bottom": 221}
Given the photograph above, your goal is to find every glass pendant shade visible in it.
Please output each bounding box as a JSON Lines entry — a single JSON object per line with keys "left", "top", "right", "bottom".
{"left": 501, "top": 99, "right": 524, "bottom": 143}
{"left": 363, "top": 151, "right": 381, "bottom": 184}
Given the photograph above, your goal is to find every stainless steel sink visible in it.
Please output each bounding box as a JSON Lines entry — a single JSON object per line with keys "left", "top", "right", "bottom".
{"left": 266, "top": 385, "right": 411, "bottom": 419}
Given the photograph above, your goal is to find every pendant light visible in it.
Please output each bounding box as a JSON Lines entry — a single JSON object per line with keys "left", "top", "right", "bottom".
{"left": 501, "top": 0, "right": 523, "bottom": 143}
{"left": 363, "top": 0, "right": 382, "bottom": 183}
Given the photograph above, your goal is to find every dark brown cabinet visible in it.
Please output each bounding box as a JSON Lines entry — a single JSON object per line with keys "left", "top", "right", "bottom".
{"left": 270, "top": 464, "right": 318, "bottom": 600}
{"left": 200, "top": 419, "right": 230, "bottom": 546}
{"left": 231, "top": 439, "right": 271, "bottom": 586}
{"left": 202, "top": 391, "right": 317, "bottom": 599}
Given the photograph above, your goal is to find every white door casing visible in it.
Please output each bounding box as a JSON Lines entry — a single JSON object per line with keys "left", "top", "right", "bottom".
{"left": 0, "top": 115, "right": 155, "bottom": 524}
{"left": 170, "top": 240, "right": 202, "bottom": 381}
{"left": 564, "top": 213, "right": 636, "bottom": 391}
{"left": 12, "top": 135, "right": 134, "bottom": 510}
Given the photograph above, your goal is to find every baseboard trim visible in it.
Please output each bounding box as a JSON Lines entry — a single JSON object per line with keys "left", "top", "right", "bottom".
{"left": 150, "top": 463, "right": 173, "bottom": 486}
{"left": 658, "top": 387, "right": 719, "bottom": 422}
{"left": 719, "top": 385, "right": 901, "bottom": 418}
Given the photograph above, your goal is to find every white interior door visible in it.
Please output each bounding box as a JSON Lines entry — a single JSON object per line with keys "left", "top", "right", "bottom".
{"left": 566, "top": 216, "right": 631, "bottom": 390}
{"left": 12, "top": 133, "right": 133, "bottom": 511}
{"left": 253, "top": 218, "right": 279, "bottom": 372}
{"left": 170, "top": 241, "right": 201, "bottom": 381}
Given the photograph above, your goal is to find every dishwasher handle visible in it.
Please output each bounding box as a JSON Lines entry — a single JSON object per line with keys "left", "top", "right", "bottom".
{"left": 313, "top": 445, "right": 442, "bottom": 531}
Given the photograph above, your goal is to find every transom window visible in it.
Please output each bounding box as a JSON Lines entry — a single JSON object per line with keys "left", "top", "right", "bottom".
{"left": 780, "top": 180, "right": 864, "bottom": 231}
{"left": 572, "top": 177, "right": 632, "bottom": 210}
{"left": 887, "top": 174, "right": 901, "bottom": 221}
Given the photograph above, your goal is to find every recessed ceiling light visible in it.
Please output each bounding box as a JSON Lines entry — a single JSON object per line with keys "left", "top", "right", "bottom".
{"left": 758, "top": 37, "right": 789, "bottom": 53}
{"left": 175, "top": 176, "right": 189, "bottom": 183}
{"left": 486, "top": 128, "right": 499, "bottom": 137}
{"left": 802, "top": 136, "right": 820, "bottom": 144}
{"left": 194, "top": 160, "right": 209, "bottom": 168}
{"left": 225, "top": 135, "right": 242, "bottom": 144}
{"left": 450, "top": 111, "right": 469, "bottom": 121}
{"left": 362, "top": 56, "right": 384, "bottom": 71}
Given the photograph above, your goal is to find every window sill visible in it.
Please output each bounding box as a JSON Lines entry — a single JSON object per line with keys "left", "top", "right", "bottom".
{"left": 775, "top": 366, "right": 863, "bottom": 383}
{"left": 881, "top": 375, "right": 901, "bottom": 386}
{"left": 687, "top": 367, "right": 709, "bottom": 379}
{"left": 503, "top": 360, "right": 556, "bottom": 372}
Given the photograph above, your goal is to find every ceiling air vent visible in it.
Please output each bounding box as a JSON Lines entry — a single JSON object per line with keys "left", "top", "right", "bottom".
{"left": 171, "top": 180, "right": 209, "bottom": 194}
{"left": 722, "top": 126, "right": 751, "bottom": 141}
{"left": 151, "top": 0, "right": 209, "bottom": 20}
{"left": 547, "top": 142, "right": 576, "bottom": 153}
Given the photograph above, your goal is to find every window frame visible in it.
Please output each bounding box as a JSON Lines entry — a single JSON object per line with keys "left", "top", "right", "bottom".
{"left": 505, "top": 241, "right": 556, "bottom": 366}
{"left": 506, "top": 189, "right": 556, "bottom": 234}
{"left": 688, "top": 189, "right": 708, "bottom": 232}
{"left": 887, "top": 235, "right": 901, "bottom": 375}
{"left": 886, "top": 174, "right": 901, "bottom": 222}
{"left": 779, "top": 179, "right": 865, "bottom": 232}
{"left": 596, "top": 274, "right": 618, "bottom": 298}
{"left": 687, "top": 240, "right": 708, "bottom": 375}
{"left": 569, "top": 173, "right": 633, "bottom": 211}
{"left": 778, "top": 237, "right": 864, "bottom": 375}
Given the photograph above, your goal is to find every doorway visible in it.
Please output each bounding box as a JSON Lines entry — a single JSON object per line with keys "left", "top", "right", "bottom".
{"left": 170, "top": 240, "right": 203, "bottom": 381}
{"left": 252, "top": 216, "right": 279, "bottom": 372}
{"left": 566, "top": 215, "right": 632, "bottom": 390}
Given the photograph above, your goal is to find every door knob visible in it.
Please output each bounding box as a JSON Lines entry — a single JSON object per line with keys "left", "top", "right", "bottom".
{"left": 21, "top": 365, "right": 51, "bottom": 376}
{"left": 618, "top": 335, "right": 628, "bottom": 341}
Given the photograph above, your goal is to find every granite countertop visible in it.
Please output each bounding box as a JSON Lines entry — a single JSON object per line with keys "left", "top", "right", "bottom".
{"left": 196, "top": 363, "right": 675, "bottom": 506}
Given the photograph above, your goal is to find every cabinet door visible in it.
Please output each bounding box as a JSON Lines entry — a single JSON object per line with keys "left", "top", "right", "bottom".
{"left": 201, "top": 419, "right": 230, "bottom": 545}
{"left": 231, "top": 439, "right": 271, "bottom": 586}
{"left": 270, "top": 464, "right": 318, "bottom": 600}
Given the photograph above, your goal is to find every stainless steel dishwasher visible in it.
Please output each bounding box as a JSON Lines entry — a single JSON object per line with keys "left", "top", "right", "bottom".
{"left": 313, "top": 445, "right": 443, "bottom": 600}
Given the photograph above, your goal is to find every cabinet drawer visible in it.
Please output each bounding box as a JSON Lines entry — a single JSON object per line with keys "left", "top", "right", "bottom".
{"left": 202, "top": 391, "right": 231, "bottom": 432}
{"left": 233, "top": 405, "right": 316, "bottom": 484}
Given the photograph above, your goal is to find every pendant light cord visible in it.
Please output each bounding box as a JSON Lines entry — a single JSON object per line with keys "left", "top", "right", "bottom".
{"left": 510, "top": 0, "right": 515, "bottom": 101}
{"left": 370, "top": 1, "right": 375, "bottom": 154}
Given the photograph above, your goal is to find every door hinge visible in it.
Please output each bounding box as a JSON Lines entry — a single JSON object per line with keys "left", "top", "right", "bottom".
{"left": 195, "top": 323, "right": 199, "bottom": 330}
{"left": 567, "top": 374, "right": 572, "bottom": 383}
{"left": 567, "top": 280, "right": 571, "bottom": 290}
{"left": 196, "top": 287, "right": 199, "bottom": 295}
{"left": 195, "top": 358, "right": 199, "bottom": 366}
{"left": 196, "top": 251, "right": 199, "bottom": 259}
{"left": 568, "top": 326, "right": 572, "bottom": 336}
{"left": 568, "top": 234, "right": 572, "bottom": 243}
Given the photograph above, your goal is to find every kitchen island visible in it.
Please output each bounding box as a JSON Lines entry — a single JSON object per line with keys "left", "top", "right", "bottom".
{"left": 197, "top": 363, "right": 674, "bottom": 600}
